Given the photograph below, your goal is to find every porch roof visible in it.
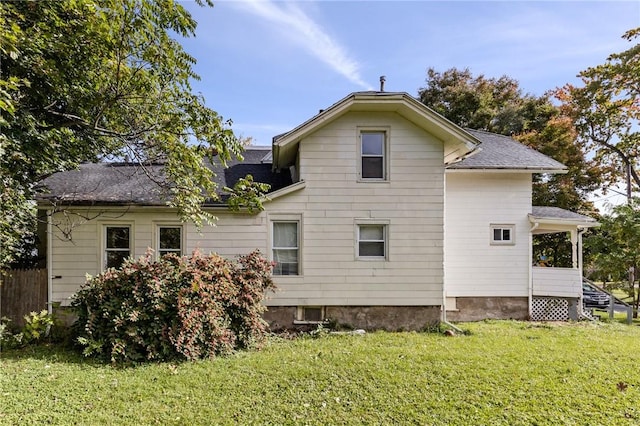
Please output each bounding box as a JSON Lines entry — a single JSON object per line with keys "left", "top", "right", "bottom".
{"left": 529, "top": 206, "right": 599, "bottom": 234}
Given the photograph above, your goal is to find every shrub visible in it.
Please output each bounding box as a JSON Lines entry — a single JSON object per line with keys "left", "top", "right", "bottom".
{"left": 0, "top": 310, "right": 56, "bottom": 349}
{"left": 72, "top": 250, "right": 275, "bottom": 363}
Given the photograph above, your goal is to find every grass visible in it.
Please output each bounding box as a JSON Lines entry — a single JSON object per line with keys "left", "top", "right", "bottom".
{"left": 2, "top": 320, "right": 640, "bottom": 425}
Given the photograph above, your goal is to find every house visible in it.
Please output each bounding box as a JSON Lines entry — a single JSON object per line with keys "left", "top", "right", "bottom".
{"left": 37, "top": 91, "right": 599, "bottom": 329}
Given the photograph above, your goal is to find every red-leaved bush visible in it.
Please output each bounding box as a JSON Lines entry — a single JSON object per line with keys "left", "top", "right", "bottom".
{"left": 71, "top": 250, "right": 275, "bottom": 363}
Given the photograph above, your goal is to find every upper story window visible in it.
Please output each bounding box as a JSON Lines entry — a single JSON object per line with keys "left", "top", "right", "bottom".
{"left": 105, "top": 225, "right": 131, "bottom": 269}
{"left": 272, "top": 221, "right": 300, "bottom": 275}
{"left": 360, "top": 131, "right": 386, "bottom": 180}
{"left": 490, "top": 224, "right": 515, "bottom": 246}
{"left": 357, "top": 224, "right": 387, "bottom": 258}
{"left": 158, "top": 226, "right": 182, "bottom": 257}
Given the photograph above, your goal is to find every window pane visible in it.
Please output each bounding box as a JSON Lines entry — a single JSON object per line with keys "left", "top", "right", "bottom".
{"left": 106, "top": 227, "right": 129, "bottom": 249}
{"left": 359, "top": 242, "right": 385, "bottom": 257}
{"left": 274, "top": 222, "right": 297, "bottom": 248}
{"left": 362, "top": 157, "right": 383, "bottom": 179}
{"left": 106, "top": 250, "right": 129, "bottom": 269}
{"left": 273, "top": 252, "right": 298, "bottom": 275}
{"left": 493, "top": 229, "right": 502, "bottom": 241}
{"left": 502, "top": 229, "right": 511, "bottom": 241}
{"left": 304, "top": 307, "right": 323, "bottom": 322}
{"left": 360, "top": 225, "right": 384, "bottom": 241}
{"left": 159, "top": 227, "right": 181, "bottom": 250}
{"left": 273, "top": 248, "right": 298, "bottom": 263}
{"left": 362, "top": 133, "right": 384, "bottom": 155}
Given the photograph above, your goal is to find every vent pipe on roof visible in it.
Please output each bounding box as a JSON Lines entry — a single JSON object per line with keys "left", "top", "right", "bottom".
{"left": 379, "top": 75, "right": 386, "bottom": 92}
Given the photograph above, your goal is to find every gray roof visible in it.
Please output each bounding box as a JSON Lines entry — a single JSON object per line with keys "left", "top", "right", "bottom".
{"left": 531, "top": 206, "right": 598, "bottom": 223}
{"left": 37, "top": 147, "right": 291, "bottom": 206}
{"left": 448, "top": 129, "right": 567, "bottom": 171}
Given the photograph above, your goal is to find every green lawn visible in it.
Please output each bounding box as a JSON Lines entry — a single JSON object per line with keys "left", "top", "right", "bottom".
{"left": 2, "top": 320, "right": 640, "bottom": 425}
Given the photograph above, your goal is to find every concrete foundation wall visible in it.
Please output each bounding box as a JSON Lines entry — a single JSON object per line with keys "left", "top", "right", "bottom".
{"left": 264, "top": 306, "right": 441, "bottom": 331}
{"left": 446, "top": 297, "right": 529, "bottom": 322}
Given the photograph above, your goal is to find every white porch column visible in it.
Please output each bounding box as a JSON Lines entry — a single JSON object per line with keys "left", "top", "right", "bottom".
{"left": 578, "top": 228, "right": 584, "bottom": 278}
{"left": 570, "top": 229, "right": 578, "bottom": 269}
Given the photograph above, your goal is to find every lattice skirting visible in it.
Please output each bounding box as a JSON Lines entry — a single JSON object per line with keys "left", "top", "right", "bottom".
{"left": 531, "top": 297, "right": 569, "bottom": 321}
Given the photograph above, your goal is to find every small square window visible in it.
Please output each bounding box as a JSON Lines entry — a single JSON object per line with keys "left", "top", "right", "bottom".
{"left": 490, "top": 224, "right": 515, "bottom": 245}
{"left": 358, "top": 224, "right": 386, "bottom": 258}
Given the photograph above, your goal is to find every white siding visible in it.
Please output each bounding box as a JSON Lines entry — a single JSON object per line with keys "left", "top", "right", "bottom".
{"left": 265, "top": 111, "right": 445, "bottom": 306}
{"left": 444, "top": 172, "right": 531, "bottom": 297}
{"left": 50, "top": 210, "right": 267, "bottom": 305}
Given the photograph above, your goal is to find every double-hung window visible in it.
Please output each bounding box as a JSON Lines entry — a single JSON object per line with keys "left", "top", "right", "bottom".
{"left": 357, "top": 224, "right": 386, "bottom": 258}
{"left": 360, "top": 131, "right": 386, "bottom": 180}
{"left": 104, "top": 226, "right": 131, "bottom": 269}
{"left": 158, "top": 226, "right": 182, "bottom": 257}
{"left": 272, "top": 221, "right": 299, "bottom": 275}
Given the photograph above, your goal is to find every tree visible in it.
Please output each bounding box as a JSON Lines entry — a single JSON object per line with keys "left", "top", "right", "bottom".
{"left": 0, "top": 1, "right": 263, "bottom": 269}
{"left": 556, "top": 27, "right": 640, "bottom": 196}
{"left": 586, "top": 199, "right": 640, "bottom": 315}
{"left": 418, "top": 67, "right": 555, "bottom": 135}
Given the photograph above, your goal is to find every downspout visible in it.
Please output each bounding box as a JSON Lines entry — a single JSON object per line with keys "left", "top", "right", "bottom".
{"left": 47, "top": 210, "right": 53, "bottom": 315}
{"left": 529, "top": 222, "right": 540, "bottom": 319}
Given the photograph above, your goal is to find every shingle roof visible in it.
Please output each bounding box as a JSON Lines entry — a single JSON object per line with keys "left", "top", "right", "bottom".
{"left": 530, "top": 206, "right": 598, "bottom": 223}
{"left": 37, "top": 147, "right": 291, "bottom": 206}
{"left": 448, "top": 129, "right": 566, "bottom": 171}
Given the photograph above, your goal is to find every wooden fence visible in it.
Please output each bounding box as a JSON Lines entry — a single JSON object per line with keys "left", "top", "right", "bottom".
{"left": 0, "top": 269, "right": 48, "bottom": 328}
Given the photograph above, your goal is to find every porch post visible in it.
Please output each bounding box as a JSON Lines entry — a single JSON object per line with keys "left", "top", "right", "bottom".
{"left": 578, "top": 228, "right": 584, "bottom": 278}
{"left": 570, "top": 229, "right": 578, "bottom": 269}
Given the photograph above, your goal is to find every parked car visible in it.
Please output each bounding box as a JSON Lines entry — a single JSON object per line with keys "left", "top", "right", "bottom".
{"left": 582, "top": 281, "right": 610, "bottom": 308}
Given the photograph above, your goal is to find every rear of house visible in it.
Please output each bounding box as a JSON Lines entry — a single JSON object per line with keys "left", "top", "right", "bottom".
{"left": 38, "top": 91, "right": 597, "bottom": 329}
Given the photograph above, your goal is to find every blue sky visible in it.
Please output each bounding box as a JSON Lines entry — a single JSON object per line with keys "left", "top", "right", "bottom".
{"left": 180, "top": 0, "right": 640, "bottom": 148}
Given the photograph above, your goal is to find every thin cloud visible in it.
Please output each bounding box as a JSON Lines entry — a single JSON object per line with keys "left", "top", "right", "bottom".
{"left": 235, "top": 0, "right": 372, "bottom": 90}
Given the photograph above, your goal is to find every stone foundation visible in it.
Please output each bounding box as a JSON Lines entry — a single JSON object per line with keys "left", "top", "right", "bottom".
{"left": 264, "top": 306, "right": 441, "bottom": 331}
{"left": 446, "top": 297, "right": 529, "bottom": 322}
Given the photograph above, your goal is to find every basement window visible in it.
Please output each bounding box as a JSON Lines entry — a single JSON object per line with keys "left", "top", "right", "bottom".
{"left": 294, "top": 306, "right": 325, "bottom": 324}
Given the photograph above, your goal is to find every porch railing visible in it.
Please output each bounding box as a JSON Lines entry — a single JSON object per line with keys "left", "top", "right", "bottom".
{"left": 532, "top": 266, "right": 581, "bottom": 298}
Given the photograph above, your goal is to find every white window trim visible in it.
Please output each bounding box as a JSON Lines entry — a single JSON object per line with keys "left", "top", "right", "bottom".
{"left": 357, "top": 127, "right": 390, "bottom": 182}
{"left": 490, "top": 224, "right": 516, "bottom": 246}
{"left": 355, "top": 219, "right": 390, "bottom": 260}
{"left": 154, "top": 223, "right": 184, "bottom": 259}
{"left": 269, "top": 213, "right": 303, "bottom": 277}
{"left": 293, "top": 306, "right": 326, "bottom": 324}
{"left": 101, "top": 223, "right": 134, "bottom": 270}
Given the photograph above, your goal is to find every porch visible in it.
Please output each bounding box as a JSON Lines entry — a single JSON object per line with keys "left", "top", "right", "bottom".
{"left": 529, "top": 207, "right": 599, "bottom": 320}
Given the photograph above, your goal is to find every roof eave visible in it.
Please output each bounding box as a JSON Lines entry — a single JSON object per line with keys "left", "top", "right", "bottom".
{"left": 272, "top": 92, "right": 480, "bottom": 169}
{"left": 446, "top": 167, "right": 568, "bottom": 174}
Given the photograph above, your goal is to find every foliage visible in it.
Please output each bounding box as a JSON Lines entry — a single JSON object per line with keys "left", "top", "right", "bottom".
{"left": 418, "top": 67, "right": 554, "bottom": 135}
{"left": 0, "top": 0, "right": 259, "bottom": 269}
{"left": 21, "top": 310, "right": 55, "bottom": 344}
{"left": 71, "top": 250, "right": 275, "bottom": 363}
{"left": 224, "top": 174, "right": 271, "bottom": 213}
{"left": 2, "top": 321, "right": 640, "bottom": 424}
{"left": 0, "top": 310, "right": 55, "bottom": 349}
{"left": 556, "top": 27, "right": 640, "bottom": 194}
{"left": 586, "top": 198, "right": 640, "bottom": 312}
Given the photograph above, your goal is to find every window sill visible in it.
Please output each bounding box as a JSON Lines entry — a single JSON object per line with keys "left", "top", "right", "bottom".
{"left": 293, "top": 320, "right": 327, "bottom": 325}
{"left": 357, "top": 179, "right": 390, "bottom": 184}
